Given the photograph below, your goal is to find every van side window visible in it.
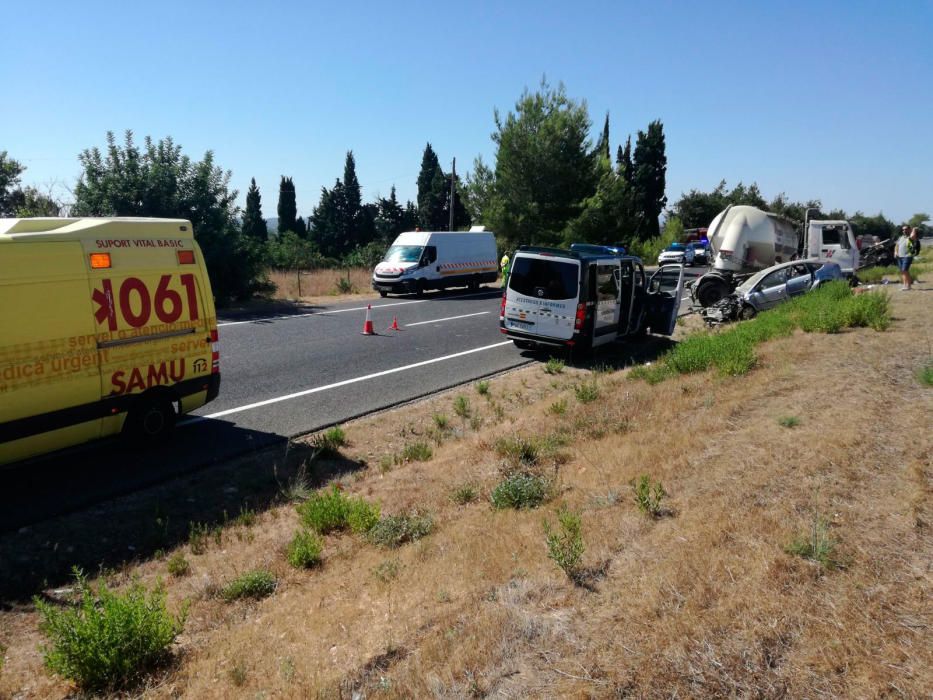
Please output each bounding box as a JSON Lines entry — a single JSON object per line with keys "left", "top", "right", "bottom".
{"left": 596, "top": 264, "right": 619, "bottom": 302}
{"left": 422, "top": 246, "right": 437, "bottom": 264}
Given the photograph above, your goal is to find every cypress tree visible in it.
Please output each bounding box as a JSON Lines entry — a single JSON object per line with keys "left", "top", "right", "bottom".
{"left": 242, "top": 178, "right": 268, "bottom": 242}
{"left": 632, "top": 120, "right": 667, "bottom": 240}
{"left": 343, "top": 151, "right": 362, "bottom": 246}
{"left": 277, "top": 176, "right": 297, "bottom": 233}
{"left": 294, "top": 216, "right": 307, "bottom": 237}
{"left": 595, "top": 113, "right": 610, "bottom": 162}
{"left": 417, "top": 143, "right": 446, "bottom": 229}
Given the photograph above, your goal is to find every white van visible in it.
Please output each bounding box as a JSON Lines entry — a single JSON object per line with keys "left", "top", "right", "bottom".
{"left": 372, "top": 228, "right": 498, "bottom": 297}
{"left": 500, "top": 246, "right": 684, "bottom": 354}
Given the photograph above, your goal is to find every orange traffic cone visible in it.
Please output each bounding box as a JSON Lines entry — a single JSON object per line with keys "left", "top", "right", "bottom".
{"left": 386, "top": 315, "right": 402, "bottom": 331}
{"left": 361, "top": 304, "right": 375, "bottom": 335}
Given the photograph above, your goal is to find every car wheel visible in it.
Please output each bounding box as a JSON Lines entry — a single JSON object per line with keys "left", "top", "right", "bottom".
{"left": 739, "top": 304, "right": 757, "bottom": 321}
{"left": 379, "top": 290, "right": 388, "bottom": 298}
{"left": 124, "top": 393, "right": 176, "bottom": 445}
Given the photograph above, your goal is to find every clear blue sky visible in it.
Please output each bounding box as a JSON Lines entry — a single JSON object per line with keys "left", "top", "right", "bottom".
{"left": 3, "top": 0, "right": 930, "bottom": 224}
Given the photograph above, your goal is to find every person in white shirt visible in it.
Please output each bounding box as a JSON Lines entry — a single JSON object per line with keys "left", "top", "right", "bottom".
{"left": 895, "top": 225, "right": 914, "bottom": 290}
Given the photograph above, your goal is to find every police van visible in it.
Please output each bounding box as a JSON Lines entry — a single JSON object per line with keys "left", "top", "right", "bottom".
{"left": 372, "top": 227, "right": 498, "bottom": 297}
{"left": 0, "top": 217, "right": 220, "bottom": 466}
{"left": 499, "top": 245, "right": 684, "bottom": 353}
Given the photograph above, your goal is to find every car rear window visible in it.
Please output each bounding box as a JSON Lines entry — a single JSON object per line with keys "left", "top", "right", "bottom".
{"left": 509, "top": 257, "right": 579, "bottom": 300}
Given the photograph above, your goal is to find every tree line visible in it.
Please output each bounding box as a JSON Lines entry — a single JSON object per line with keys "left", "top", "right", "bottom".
{"left": 2, "top": 80, "right": 926, "bottom": 303}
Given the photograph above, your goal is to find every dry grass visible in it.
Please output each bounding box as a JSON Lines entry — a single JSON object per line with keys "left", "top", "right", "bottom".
{"left": 1, "top": 286, "right": 931, "bottom": 698}
{"left": 268, "top": 267, "right": 376, "bottom": 302}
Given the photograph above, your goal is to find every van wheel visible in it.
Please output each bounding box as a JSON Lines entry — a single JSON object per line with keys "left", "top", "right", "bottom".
{"left": 468, "top": 275, "right": 479, "bottom": 290}
{"left": 415, "top": 279, "right": 426, "bottom": 297}
{"left": 125, "top": 394, "right": 176, "bottom": 445}
{"left": 379, "top": 290, "right": 388, "bottom": 298}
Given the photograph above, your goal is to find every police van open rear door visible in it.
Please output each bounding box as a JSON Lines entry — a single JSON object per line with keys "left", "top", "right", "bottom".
{"left": 644, "top": 264, "right": 684, "bottom": 335}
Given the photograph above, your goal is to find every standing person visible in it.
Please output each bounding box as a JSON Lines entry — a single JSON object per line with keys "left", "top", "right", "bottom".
{"left": 909, "top": 227, "right": 922, "bottom": 285}
{"left": 500, "top": 251, "right": 510, "bottom": 289}
{"left": 895, "top": 226, "right": 913, "bottom": 290}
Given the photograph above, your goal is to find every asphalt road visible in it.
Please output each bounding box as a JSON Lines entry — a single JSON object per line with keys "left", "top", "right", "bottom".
{"left": 1, "top": 267, "right": 707, "bottom": 532}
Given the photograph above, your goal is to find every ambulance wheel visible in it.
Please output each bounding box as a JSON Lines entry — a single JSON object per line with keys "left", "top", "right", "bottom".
{"left": 379, "top": 290, "right": 388, "bottom": 298}
{"left": 125, "top": 393, "right": 176, "bottom": 445}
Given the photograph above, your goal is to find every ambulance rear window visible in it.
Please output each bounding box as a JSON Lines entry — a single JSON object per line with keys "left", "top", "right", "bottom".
{"left": 509, "top": 257, "right": 579, "bottom": 300}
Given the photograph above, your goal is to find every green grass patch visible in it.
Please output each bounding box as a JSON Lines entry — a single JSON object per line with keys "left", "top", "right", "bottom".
{"left": 35, "top": 570, "right": 186, "bottom": 692}
{"left": 785, "top": 516, "right": 844, "bottom": 570}
{"left": 778, "top": 415, "right": 801, "bottom": 428}
{"left": 221, "top": 570, "right": 277, "bottom": 602}
{"left": 918, "top": 359, "right": 933, "bottom": 387}
{"left": 544, "top": 358, "right": 565, "bottom": 375}
{"left": 475, "top": 380, "right": 490, "bottom": 396}
{"left": 548, "top": 398, "right": 568, "bottom": 415}
{"left": 453, "top": 394, "right": 471, "bottom": 418}
{"left": 451, "top": 483, "right": 479, "bottom": 505}
{"left": 286, "top": 529, "right": 323, "bottom": 569}
{"left": 574, "top": 380, "right": 600, "bottom": 403}
{"left": 432, "top": 413, "right": 449, "bottom": 430}
{"left": 166, "top": 552, "right": 190, "bottom": 577}
{"left": 401, "top": 441, "right": 433, "bottom": 462}
{"left": 314, "top": 425, "right": 347, "bottom": 454}
{"left": 632, "top": 475, "right": 666, "bottom": 518}
{"left": 296, "top": 485, "right": 380, "bottom": 535}
{"left": 631, "top": 282, "right": 891, "bottom": 384}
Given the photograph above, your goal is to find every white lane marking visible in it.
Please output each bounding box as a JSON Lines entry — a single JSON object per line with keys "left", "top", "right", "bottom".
{"left": 405, "top": 311, "right": 490, "bottom": 327}
{"left": 217, "top": 291, "right": 498, "bottom": 328}
{"left": 184, "top": 340, "right": 513, "bottom": 422}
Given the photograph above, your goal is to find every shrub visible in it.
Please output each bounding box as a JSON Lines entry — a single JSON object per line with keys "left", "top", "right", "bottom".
{"left": 334, "top": 276, "right": 355, "bottom": 294}
{"left": 918, "top": 360, "right": 933, "bottom": 387}
{"left": 220, "top": 570, "right": 277, "bottom": 602}
{"left": 632, "top": 475, "right": 665, "bottom": 518}
{"left": 574, "top": 380, "right": 599, "bottom": 403}
{"left": 491, "top": 474, "right": 551, "bottom": 509}
{"left": 495, "top": 436, "right": 541, "bottom": 471}
{"left": 188, "top": 521, "right": 221, "bottom": 554}
{"left": 785, "top": 516, "right": 843, "bottom": 569}
{"left": 368, "top": 512, "right": 434, "bottom": 548}
{"left": 543, "top": 507, "right": 585, "bottom": 582}
{"left": 297, "top": 485, "right": 380, "bottom": 535}
{"left": 453, "top": 394, "right": 471, "bottom": 418}
{"left": 544, "top": 358, "right": 565, "bottom": 375}
{"left": 286, "top": 530, "right": 323, "bottom": 569}
{"left": 451, "top": 483, "right": 479, "bottom": 505}
{"left": 475, "top": 380, "right": 490, "bottom": 396}
{"left": 378, "top": 454, "right": 395, "bottom": 473}
{"left": 34, "top": 570, "right": 186, "bottom": 692}
{"left": 778, "top": 415, "right": 800, "bottom": 428}
{"left": 166, "top": 552, "right": 190, "bottom": 577}
{"left": 432, "top": 413, "right": 449, "bottom": 430}
{"left": 401, "top": 441, "right": 433, "bottom": 462}
{"left": 548, "top": 398, "right": 568, "bottom": 415}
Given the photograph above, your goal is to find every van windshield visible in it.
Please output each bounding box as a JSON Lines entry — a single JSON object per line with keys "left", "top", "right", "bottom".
{"left": 509, "top": 257, "right": 580, "bottom": 300}
{"left": 383, "top": 245, "right": 423, "bottom": 263}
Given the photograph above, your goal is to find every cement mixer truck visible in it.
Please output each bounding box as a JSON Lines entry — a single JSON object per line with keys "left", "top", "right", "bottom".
{"left": 690, "top": 205, "right": 858, "bottom": 307}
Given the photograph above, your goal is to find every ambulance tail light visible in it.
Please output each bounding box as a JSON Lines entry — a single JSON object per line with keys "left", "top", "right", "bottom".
{"left": 177, "top": 250, "right": 196, "bottom": 264}
{"left": 210, "top": 328, "right": 220, "bottom": 374}
{"left": 574, "top": 303, "right": 585, "bottom": 331}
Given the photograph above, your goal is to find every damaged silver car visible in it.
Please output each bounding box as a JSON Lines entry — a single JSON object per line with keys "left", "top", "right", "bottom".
{"left": 701, "top": 260, "right": 843, "bottom": 325}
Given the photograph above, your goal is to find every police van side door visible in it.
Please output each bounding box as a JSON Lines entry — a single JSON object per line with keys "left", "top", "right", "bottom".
{"left": 643, "top": 264, "right": 684, "bottom": 336}
{"left": 591, "top": 260, "right": 622, "bottom": 347}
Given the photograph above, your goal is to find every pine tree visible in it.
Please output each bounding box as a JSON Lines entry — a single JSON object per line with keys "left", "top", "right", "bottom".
{"left": 632, "top": 121, "right": 666, "bottom": 239}
{"left": 375, "top": 185, "right": 404, "bottom": 241}
{"left": 242, "top": 178, "right": 268, "bottom": 242}
{"left": 277, "top": 176, "right": 297, "bottom": 233}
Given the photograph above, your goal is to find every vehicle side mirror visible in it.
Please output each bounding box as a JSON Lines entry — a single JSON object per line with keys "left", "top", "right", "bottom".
{"left": 649, "top": 278, "right": 661, "bottom": 294}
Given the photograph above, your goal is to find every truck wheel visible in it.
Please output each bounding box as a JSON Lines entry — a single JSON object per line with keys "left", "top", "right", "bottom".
{"left": 125, "top": 394, "right": 176, "bottom": 445}
{"left": 696, "top": 279, "right": 729, "bottom": 307}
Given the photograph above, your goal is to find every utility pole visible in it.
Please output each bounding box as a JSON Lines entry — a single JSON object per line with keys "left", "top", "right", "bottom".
{"left": 449, "top": 157, "right": 456, "bottom": 231}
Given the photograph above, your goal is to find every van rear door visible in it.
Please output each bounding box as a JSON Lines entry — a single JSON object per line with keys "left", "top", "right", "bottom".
{"left": 504, "top": 254, "right": 580, "bottom": 342}
{"left": 644, "top": 264, "right": 684, "bottom": 335}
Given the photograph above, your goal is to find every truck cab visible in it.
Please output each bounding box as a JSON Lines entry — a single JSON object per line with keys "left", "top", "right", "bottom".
{"left": 803, "top": 220, "right": 859, "bottom": 277}
{"left": 500, "top": 246, "right": 684, "bottom": 354}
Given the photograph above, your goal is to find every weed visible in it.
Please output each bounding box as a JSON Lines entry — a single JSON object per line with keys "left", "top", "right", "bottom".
{"left": 233, "top": 505, "right": 256, "bottom": 528}
{"left": 574, "top": 380, "right": 600, "bottom": 404}
{"left": 220, "top": 570, "right": 277, "bottom": 602}
{"left": 451, "top": 483, "right": 479, "bottom": 505}
{"left": 475, "top": 380, "right": 490, "bottom": 396}
{"left": 401, "top": 441, "right": 433, "bottom": 462}
{"left": 229, "top": 664, "right": 248, "bottom": 686}
{"left": 368, "top": 512, "right": 435, "bottom": 548}
{"left": 378, "top": 454, "right": 395, "bottom": 473}
{"left": 188, "top": 521, "right": 220, "bottom": 555}
{"left": 453, "top": 394, "right": 471, "bottom": 418}
{"left": 297, "top": 485, "right": 380, "bottom": 535}
{"left": 166, "top": 552, "right": 190, "bottom": 578}
{"left": 278, "top": 461, "right": 312, "bottom": 502}
{"left": 916, "top": 359, "right": 933, "bottom": 387}
{"left": 315, "top": 425, "right": 347, "bottom": 455}
{"left": 543, "top": 506, "right": 585, "bottom": 582}
{"left": 34, "top": 569, "right": 186, "bottom": 692}
{"left": 372, "top": 558, "right": 401, "bottom": 583}
{"left": 544, "top": 358, "right": 565, "bottom": 375}
{"left": 286, "top": 529, "right": 323, "bottom": 569}
{"left": 491, "top": 474, "right": 552, "bottom": 510}
{"left": 632, "top": 475, "right": 666, "bottom": 518}
{"left": 491, "top": 400, "right": 505, "bottom": 421}
{"left": 495, "top": 436, "right": 541, "bottom": 470}
{"left": 778, "top": 415, "right": 801, "bottom": 428}
{"left": 469, "top": 415, "right": 484, "bottom": 431}
{"left": 785, "top": 515, "right": 844, "bottom": 569}
{"left": 432, "top": 413, "right": 450, "bottom": 430}
{"left": 548, "top": 398, "right": 568, "bottom": 416}
{"left": 334, "top": 276, "right": 355, "bottom": 294}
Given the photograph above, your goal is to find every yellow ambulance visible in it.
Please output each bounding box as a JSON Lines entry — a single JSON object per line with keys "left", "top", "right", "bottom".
{"left": 0, "top": 217, "right": 220, "bottom": 466}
